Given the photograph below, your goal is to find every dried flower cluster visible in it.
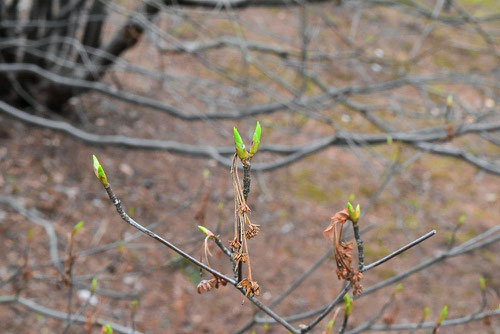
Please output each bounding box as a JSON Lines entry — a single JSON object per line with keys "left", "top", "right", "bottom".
{"left": 195, "top": 125, "right": 263, "bottom": 301}
{"left": 237, "top": 278, "right": 260, "bottom": 297}
{"left": 197, "top": 277, "right": 228, "bottom": 294}
{"left": 231, "top": 154, "right": 260, "bottom": 300}
{"left": 194, "top": 153, "right": 261, "bottom": 299}
{"left": 323, "top": 209, "right": 364, "bottom": 295}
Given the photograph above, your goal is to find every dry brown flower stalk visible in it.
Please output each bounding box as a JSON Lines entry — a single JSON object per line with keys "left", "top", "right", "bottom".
{"left": 228, "top": 154, "right": 261, "bottom": 300}
{"left": 323, "top": 209, "right": 364, "bottom": 295}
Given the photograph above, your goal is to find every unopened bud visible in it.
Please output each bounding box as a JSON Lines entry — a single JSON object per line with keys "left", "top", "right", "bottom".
{"left": 437, "top": 305, "right": 448, "bottom": 325}
{"left": 423, "top": 307, "right": 430, "bottom": 320}
{"left": 198, "top": 225, "right": 214, "bottom": 237}
{"left": 459, "top": 214, "right": 466, "bottom": 225}
{"left": 326, "top": 318, "right": 334, "bottom": 330}
{"left": 233, "top": 127, "right": 248, "bottom": 160}
{"left": 132, "top": 299, "right": 138, "bottom": 312}
{"left": 479, "top": 276, "right": 486, "bottom": 291}
{"left": 249, "top": 121, "right": 261, "bottom": 155}
{"left": 91, "top": 278, "right": 98, "bottom": 293}
{"left": 27, "top": 228, "right": 34, "bottom": 242}
{"left": 347, "top": 202, "right": 360, "bottom": 222}
{"left": 344, "top": 294, "right": 353, "bottom": 316}
{"left": 446, "top": 95, "right": 453, "bottom": 107}
{"left": 93, "top": 155, "right": 108, "bottom": 187}
{"left": 72, "top": 221, "right": 84, "bottom": 236}
{"left": 101, "top": 324, "right": 113, "bottom": 334}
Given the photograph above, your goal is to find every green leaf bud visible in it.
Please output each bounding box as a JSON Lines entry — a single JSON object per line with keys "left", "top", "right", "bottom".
{"left": 27, "top": 228, "right": 34, "bottom": 242}
{"left": 72, "top": 221, "right": 84, "bottom": 236}
{"left": 423, "top": 306, "right": 430, "bottom": 320}
{"left": 132, "top": 299, "right": 138, "bottom": 311}
{"left": 437, "top": 305, "right": 448, "bottom": 325}
{"left": 233, "top": 127, "right": 248, "bottom": 160}
{"left": 344, "top": 294, "right": 353, "bottom": 316}
{"left": 347, "top": 202, "right": 360, "bottom": 222}
{"left": 93, "top": 155, "right": 108, "bottom": 187}
{"left": 459, "top": 214, "right": 466, "bottom": 225}
{"left": 446, "top": 95, "right": 453, "bottom": 107}
{"left": 479, "top": 276, "right": 486, "bottom": 291}
{"left": 91, "top": 278, "right": 98, "bottom": 293}
{"left": 102, "top": 324, "right": 113, "bottom": 334}
{"left": 249, "top": 121, "right": 261, "bottom": 155}
{"left": 198, "top": 225, "right": 214, "bottom": 237}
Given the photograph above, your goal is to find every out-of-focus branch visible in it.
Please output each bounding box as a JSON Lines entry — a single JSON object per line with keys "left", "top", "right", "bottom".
{"left": 0, "top": 196, "right": 61, "bottom": 272}
{"left": 0, "top": 295, "right": 141, "bottom": 334}
{"left": 347, "top": 309, "right": 499, "bottom": 332}
{"left": 1, "top": 99, "right": 499, "bottom": 174}
{"left": 1, "top": 63, "right": 497, "bottom": 120}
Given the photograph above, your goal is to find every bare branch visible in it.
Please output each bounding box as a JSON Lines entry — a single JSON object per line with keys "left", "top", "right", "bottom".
{"left": 348, "top": 309, "right": 500, "bottom": 332}
{"left": 0, "top": 295, "right": 141, "bottom": 334}
{"left": 1, "top": 99, "right": 499, "bottom": 174}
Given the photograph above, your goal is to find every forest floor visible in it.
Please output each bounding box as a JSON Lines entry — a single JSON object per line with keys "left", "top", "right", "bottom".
{"left": 1, "top": 1, "right": 499, "bottom": 333}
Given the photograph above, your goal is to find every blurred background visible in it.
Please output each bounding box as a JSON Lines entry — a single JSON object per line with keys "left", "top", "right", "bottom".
{"left": 0, "top": 0, "right": 499, "bottom": 333}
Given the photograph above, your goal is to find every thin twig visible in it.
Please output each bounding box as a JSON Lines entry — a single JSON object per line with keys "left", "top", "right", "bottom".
{"left": 353, "top": 223, "right": 364, "bottom": 271}
{"left": 99, "top": 180, "right": 300, "bottom": 334}
{"left": 0, "top": 295, "right": 140, "bottom": 334}
{"left": 300, "top": 283, "right": 352, "bottom": 333}
{"left": 347, "top": 309, "right": 500, "bottom": 332}
{"left": 243, "top": 163, "right": 251, "bottom": 201}
{"left": 102, "top": 183, "right": 234, "bottom": 284}
{"left": 339, "top": 313, "right": 350, "bottom": 334}
{"left": 362, "top": 230, "right": 436, "bottom": 272}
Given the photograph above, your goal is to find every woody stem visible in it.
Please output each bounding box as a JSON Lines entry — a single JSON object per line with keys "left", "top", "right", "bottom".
{"left": 231, "top": 154, "right": 244, "bottom": 283}
{"left": 243, "top": 163, "right": 251, "bottom": 201}
{"left": 352, "top": 222, "right": 364, "bottom": 271}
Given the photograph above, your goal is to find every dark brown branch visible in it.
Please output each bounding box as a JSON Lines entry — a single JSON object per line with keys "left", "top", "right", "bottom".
{"left": 98, "top": 177, "right": 300, "bottom": 333}
{"left": 1, "top": 63, "right": 496, "bottom": 121}
{"left": 87, "top": 1, "right": 161, "bottom": 81}
{"left": 1, "top": 99, "right": 499, "bottom": 174}
{"left": 81, "top": 0, "right": 107, "bottom": 50}
{"left": 347, "top": 309, "right": 500, "bottom": 332}
{"left": 0, "top": 295, "right": 140, "bottom": 334}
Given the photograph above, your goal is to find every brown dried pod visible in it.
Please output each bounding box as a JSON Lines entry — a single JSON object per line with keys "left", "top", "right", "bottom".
{"left": 245, "top": 224, "right": 260, "bottom": 239}
{"left": 229, "top": 237, "right": 241, "bottom": 250}
{"left": 197, "top": 279, "right": 213, "bottom": 294}
{"left": 237, "top": 278, "right": 260, "bottom": 297}
{"left": 238, "top": 203, "right": 251, "bottom": 213}
{"left": 233, "top": 252, "right": 248, "bottom": 265}
{"left": 197, "top": 277, "right": 227, "bottom": 294}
